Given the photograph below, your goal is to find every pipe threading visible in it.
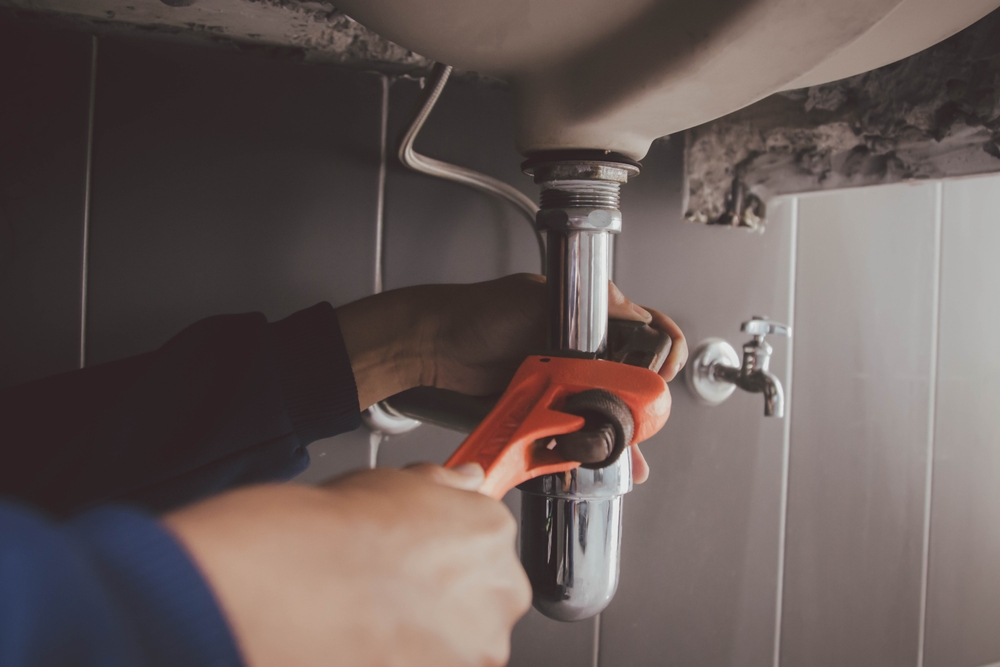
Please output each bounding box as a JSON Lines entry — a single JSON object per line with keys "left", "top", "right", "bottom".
{"left": 540, "top": 179, "right": 621, "bottom": 210}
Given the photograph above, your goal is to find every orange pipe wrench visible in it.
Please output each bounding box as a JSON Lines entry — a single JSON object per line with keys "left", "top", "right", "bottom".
{"left": 444, "top": 354, "right": 671, "bottom": 499}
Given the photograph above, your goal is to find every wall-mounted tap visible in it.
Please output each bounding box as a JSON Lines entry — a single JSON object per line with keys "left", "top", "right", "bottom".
{"left": 687, "top": 316, "right": 790, "bottom": 418}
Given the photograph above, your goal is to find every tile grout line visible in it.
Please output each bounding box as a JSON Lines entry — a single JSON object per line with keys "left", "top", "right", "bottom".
{"left": 79, "top": 35, "right": 98, "bottom": 369}
{"left": 772, "top": 196, "right": 798, "bottom": 667}
{"left": 916, "top": 180, "right": 945, "bottom": 667}
{"left": 368, "top": 73, "right": 390, "bottom": 469}
{"left": 373, "top": 74, "right": 390, "bottom": 297}
{"left": 592, "top": 613, "right": 601, "bottom": 667}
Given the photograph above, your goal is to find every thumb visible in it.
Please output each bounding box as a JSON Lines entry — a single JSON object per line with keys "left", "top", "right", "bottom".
{"left": 608, "top": 280, "right": 652, "bottom": 323}
{"left": 405, "top": 462, "right": 485, "bottom": 492}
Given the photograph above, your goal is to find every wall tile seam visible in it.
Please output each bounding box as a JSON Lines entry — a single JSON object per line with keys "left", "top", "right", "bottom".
{"left": 915, "top": 181, "right": 945, "bottom": 667}
{"left": 79, "top": 34, "right": 98, "bottom": 370}
{"left": 772, "top": 197, "right": 799, "bottom": 667}
{"left": 369, "top": 73, "right": 390, "bottom": 470}
{"left": 592, "top": 612, "right": 601, "bottom": 667}
{"left": 374, "top": 73, "right": 389, "bottom": 297}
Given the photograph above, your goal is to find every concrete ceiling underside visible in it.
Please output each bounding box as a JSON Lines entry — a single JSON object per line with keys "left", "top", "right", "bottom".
{"left": 0, "top": 0, "right": 431, "bottom": 70}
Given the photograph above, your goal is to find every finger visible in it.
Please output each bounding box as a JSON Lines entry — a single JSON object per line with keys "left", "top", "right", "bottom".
{"left": 631, "top": 445, "right": 650, "bottom": 484}
{"left": 644, "top": 308, "right": 689, "bottom": 382}
{"left": 608, "top": 281, "right": 652, "bottom": 323}
{"left": 405, "top": 462, "right": 485, "bottom": 492}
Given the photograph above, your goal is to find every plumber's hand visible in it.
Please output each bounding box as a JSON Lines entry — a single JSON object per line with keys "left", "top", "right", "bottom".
{"left": 440, "top": 274, "right": 688, "bottom": 482}
{"left": 428, "top": 274, "right": 687, "bottom": 396}
{"left": 164, "top": 463, "right": 530, "bottom": 667}
{"left": 337, "top": 273, "right": 688, "bottom": 483}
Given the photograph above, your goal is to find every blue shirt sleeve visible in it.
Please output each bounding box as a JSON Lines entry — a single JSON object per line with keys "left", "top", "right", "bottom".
{"left": 0, "top": 502, "right": 244, "bottom": 667}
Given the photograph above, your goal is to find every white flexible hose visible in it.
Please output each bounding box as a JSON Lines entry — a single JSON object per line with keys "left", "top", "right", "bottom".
{"left": 398, "top": 64, "right": 546, "bottom": 273}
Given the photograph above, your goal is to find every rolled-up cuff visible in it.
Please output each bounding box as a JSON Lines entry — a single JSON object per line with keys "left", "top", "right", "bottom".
{"left": 269, "top": 303, "right": 361, "bottom": 445}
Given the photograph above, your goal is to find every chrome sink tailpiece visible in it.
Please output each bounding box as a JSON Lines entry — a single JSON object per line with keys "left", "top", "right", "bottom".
{"left": 517, "top": 152, "right": 640, "bottom": 621}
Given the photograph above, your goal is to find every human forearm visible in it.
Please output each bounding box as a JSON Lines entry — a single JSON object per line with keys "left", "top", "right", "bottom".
{"left": 336, "top": 285, "right": 440, "bottom": 410}
{"left": 0, "top": 304, "right": 360, "bottom": 516}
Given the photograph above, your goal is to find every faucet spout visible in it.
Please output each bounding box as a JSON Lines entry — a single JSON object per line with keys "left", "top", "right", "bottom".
{"left": 712, "top": 364, "right": 785, "bottom": 418}
{"left": 693, "top": 317, "right": 790, "bottom": 419}
{"left": 759, "top": 369, "right": 784, "bottom": 418}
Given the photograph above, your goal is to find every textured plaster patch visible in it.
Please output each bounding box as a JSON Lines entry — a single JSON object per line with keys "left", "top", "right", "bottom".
{"left": 684, "top": 8, "right": 1000, "bottom": 229}
{"left": 0, "top": 0, "right": 432, "bottom": 69}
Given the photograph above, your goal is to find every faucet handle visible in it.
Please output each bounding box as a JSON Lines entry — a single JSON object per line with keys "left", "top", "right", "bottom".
{"left": 741, "top": 316, "right": 790, "bottom": 339}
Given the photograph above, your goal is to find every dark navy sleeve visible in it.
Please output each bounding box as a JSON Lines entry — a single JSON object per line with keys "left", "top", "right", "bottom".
{"left": 0, "top": 502, "right": 243, "bottom": 667}
{"left": 0, "top": 303, "right": 361, "bottom": 517}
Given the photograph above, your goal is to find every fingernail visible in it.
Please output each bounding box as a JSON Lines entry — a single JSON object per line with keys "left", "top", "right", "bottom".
{"left": 631, "top": 303, "right": 652, "bottom": 322}
{"left": 669, "top": 361, "right": 682, "bottom": 379}
{"left": 451, "top": 463, "right": 484, "bottom": 479}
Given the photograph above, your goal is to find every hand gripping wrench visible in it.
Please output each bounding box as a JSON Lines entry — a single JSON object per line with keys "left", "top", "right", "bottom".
{"left": 443, "top": 353, "right": 670, "bottom": 500}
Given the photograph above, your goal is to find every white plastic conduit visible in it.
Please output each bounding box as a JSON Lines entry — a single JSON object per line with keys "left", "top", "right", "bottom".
{"left": 397, "top": 63, "right": 546, "bottom": 273}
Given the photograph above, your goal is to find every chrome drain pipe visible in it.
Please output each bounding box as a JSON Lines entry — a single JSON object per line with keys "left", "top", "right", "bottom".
{"left": 518, "top": 154, "right": 640, "bottom": 621}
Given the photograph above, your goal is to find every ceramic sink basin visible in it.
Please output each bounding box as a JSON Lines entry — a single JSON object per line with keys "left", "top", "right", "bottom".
{"left": 336, "top": 0, "right": 1000, "bottom": 158}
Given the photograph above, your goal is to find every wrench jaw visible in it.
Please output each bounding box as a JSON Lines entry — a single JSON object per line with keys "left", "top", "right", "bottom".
{"left": 444, "top": 355, "right": 668, "bottom": 501}
{"left": 553, "top": 389, "right": 635, "bottom": 469}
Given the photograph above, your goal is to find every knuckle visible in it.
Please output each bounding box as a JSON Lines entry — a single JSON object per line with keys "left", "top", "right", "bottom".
{"left": 479, "top": 644, "right": 510, "bottom": 667}
{"left": 489, "top": 504, "right": 519, "bottom": 538}
{"left": 513, "top": 569, "right": 532, "bottom": 613}
{"left": 487, "top": 643, "right": 512, "bottom": 667}
{"left": 404, "top": 462, "right": 440, "bottom": 477}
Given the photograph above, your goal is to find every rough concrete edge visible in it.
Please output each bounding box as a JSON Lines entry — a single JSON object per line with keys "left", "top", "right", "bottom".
{"left": 0, "top": 1, "right": 434, "bottom": 73}
{"left": 682, "top": 8, "right": 1000, "bottom": 231}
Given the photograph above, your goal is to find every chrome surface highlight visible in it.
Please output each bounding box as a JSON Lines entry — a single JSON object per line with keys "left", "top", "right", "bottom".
{"left": 546, "top": 227, "right": 611, "bottom": 354}
{"left": 530, "top": 166, "right": 633, "bottom": 355}
{"left": 519, "top": 454, "right": 633, "bottom": 622}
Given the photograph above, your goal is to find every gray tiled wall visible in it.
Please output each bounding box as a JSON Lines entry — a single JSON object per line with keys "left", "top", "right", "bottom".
{"left": 925, "top": 178, "right": 1000, "bottom": 667}
{"left": 0, "top": 18, "right": 92, "bottom": 389}
{"left": 779, "top": 179, "right": 1000, "bottom": 667}
{"left": 84, "top": 36, "right": 384, "bottom": 479}
{"left": 3, "top": 15, "right": 1000, "bottom": 667}
{"left": 85, "top": 38, "right": 383, "bottom": 364}
{"left": 601, "top": 146, "right": 796, "bottom": 667}
{"left": 782, "top": 184, "right": 941, "bottom": 667}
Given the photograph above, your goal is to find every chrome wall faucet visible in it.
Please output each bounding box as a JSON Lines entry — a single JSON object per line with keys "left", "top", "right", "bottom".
{"left": 687, "top": 316, "right": 790, "bottom": 418}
